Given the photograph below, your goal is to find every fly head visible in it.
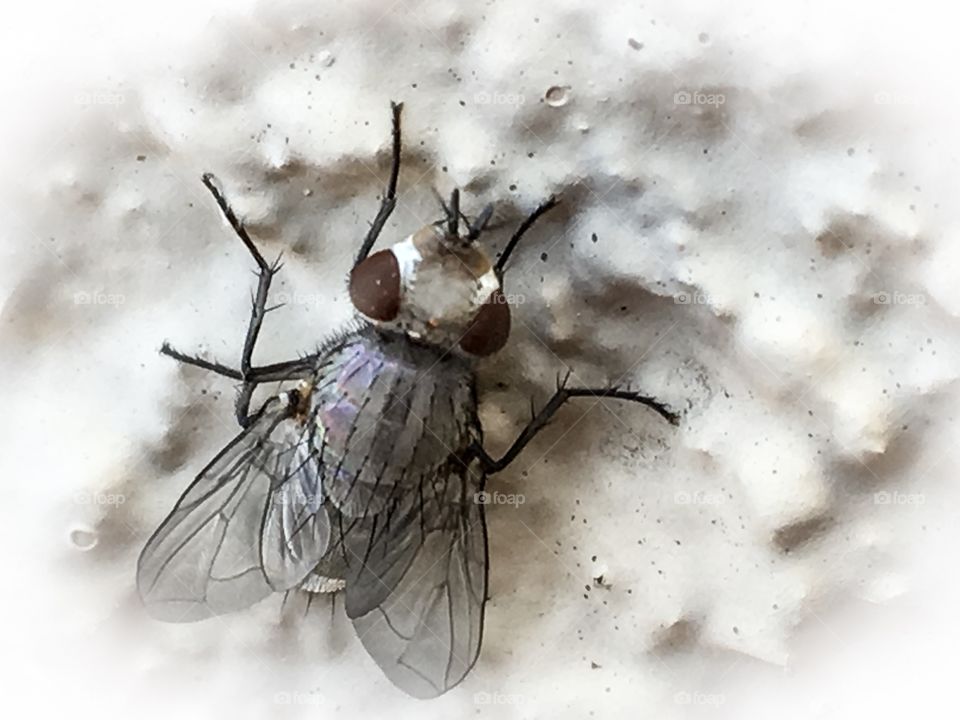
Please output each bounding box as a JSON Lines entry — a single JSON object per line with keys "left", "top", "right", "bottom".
{"left": 349, "top": 194, "right": 510, "bottom": 357}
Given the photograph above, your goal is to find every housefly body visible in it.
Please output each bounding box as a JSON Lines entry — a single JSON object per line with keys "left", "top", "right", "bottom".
{"left": 138, "top": 102, "right": 678, "bottom": 698}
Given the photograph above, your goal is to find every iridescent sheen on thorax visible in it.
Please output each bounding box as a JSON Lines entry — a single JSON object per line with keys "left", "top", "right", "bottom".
{"left": 306, "top": 326, "right": 481, "bottom": 517}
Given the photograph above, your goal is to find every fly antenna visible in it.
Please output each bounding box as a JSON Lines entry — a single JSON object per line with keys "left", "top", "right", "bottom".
{"left": 431, "top": 186, "right": 450, "bottom": 222}
{"left": 448, "top": 188, "right": 460, "bottom": 237}
{"left": 467, "top": 203, "right": 495, "bottom": 241}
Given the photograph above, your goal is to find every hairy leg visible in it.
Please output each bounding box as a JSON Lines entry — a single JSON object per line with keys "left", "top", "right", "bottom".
{"left": 494, "top": 196, "right": 559, "bottom": 278}
{"left": 473, "top": 374, "right": 678, "bottom": 474}
{"left": 354, "top": 101, "right": 404, "bottom": 266}
{"left": 164, "top": 173, "right": 287, "bottom": 426}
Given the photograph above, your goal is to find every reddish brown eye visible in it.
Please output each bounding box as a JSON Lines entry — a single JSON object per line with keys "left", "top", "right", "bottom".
{"left": 460, "top": 289, "right": 511, "bottom": 356}
{"left": 349, "top": 250, "right": 401, "bottom": 321}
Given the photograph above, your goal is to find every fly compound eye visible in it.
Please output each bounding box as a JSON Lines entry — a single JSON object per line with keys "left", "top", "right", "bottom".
{"left": 459, "top": 288, "right": 511, "bottom": 356}
{"left": 349, "top": 249, "right": 401, "bottom": 321}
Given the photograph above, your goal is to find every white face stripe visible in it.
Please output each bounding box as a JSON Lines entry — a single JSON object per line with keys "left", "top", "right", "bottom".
{"left": 387, "top": 231, "right": 500, "bottom": 345}
{"left": 474, "top": 266, "right": 500, "bottom": 304}
{"left": 390, "top": 234, "right": 423, "bottom": 286}
{"left": 392, "top": 232, "right": 500, "bottom": 304}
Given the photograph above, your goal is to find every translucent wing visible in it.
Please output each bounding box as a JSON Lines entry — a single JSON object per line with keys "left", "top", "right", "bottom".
{"left": 260, "top": 427, "right": 331, "bottom": 590}
{"left": 343, "top": 462, "right": 488, "bottom": 699}
{"left": 137, "top": 395, "right": 330, "bottom": 622}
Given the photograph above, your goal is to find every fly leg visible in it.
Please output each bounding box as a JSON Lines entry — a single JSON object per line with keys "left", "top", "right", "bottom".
{"left": 160, "top": 346, "right": 319, "bottom": 382}
{"left": 160, "top": 173, "right": 286, "bottom": 427}
{"left": 200, "top": 171, "right": 281, "bottom": 374}
{"left": 160, "top": 343, "right": 244, "bottom": 380}
{"left": 493, "top": 195, "right": 560, "bottom": 278}
{"left": 354, "top": 101, "right": 403, "bottom": 266}
{"left": 160, "top": 343, "right": 319, "bottom": 427}
{"left": 160, "top": 344, "right": 262, "bottom": 427}
{"left": 472, "top": 373, "right": 678, "bottom": 475}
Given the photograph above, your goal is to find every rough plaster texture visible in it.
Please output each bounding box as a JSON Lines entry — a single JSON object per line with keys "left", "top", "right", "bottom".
{"left": 3, "top": 1, "right": 959, "bottom": 718}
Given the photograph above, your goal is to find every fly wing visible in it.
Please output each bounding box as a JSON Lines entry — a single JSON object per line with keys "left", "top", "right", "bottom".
{"left": 137, "top": 395, "right": 329, "bottom": 622}
{"left": 342, "top": 461, "right": 488, "bottom": 699}
{"left": 260, "top": 418, "right": 331, "bottom": 591}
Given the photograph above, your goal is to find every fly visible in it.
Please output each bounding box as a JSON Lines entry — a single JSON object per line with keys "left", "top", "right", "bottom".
{"left": 137, "top": 102, "right": 679, "bottom": 699}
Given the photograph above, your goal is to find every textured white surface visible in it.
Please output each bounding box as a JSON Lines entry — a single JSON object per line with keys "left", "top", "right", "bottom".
{"left": 3, "top": 1, "right": 960, "bottom": 718}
